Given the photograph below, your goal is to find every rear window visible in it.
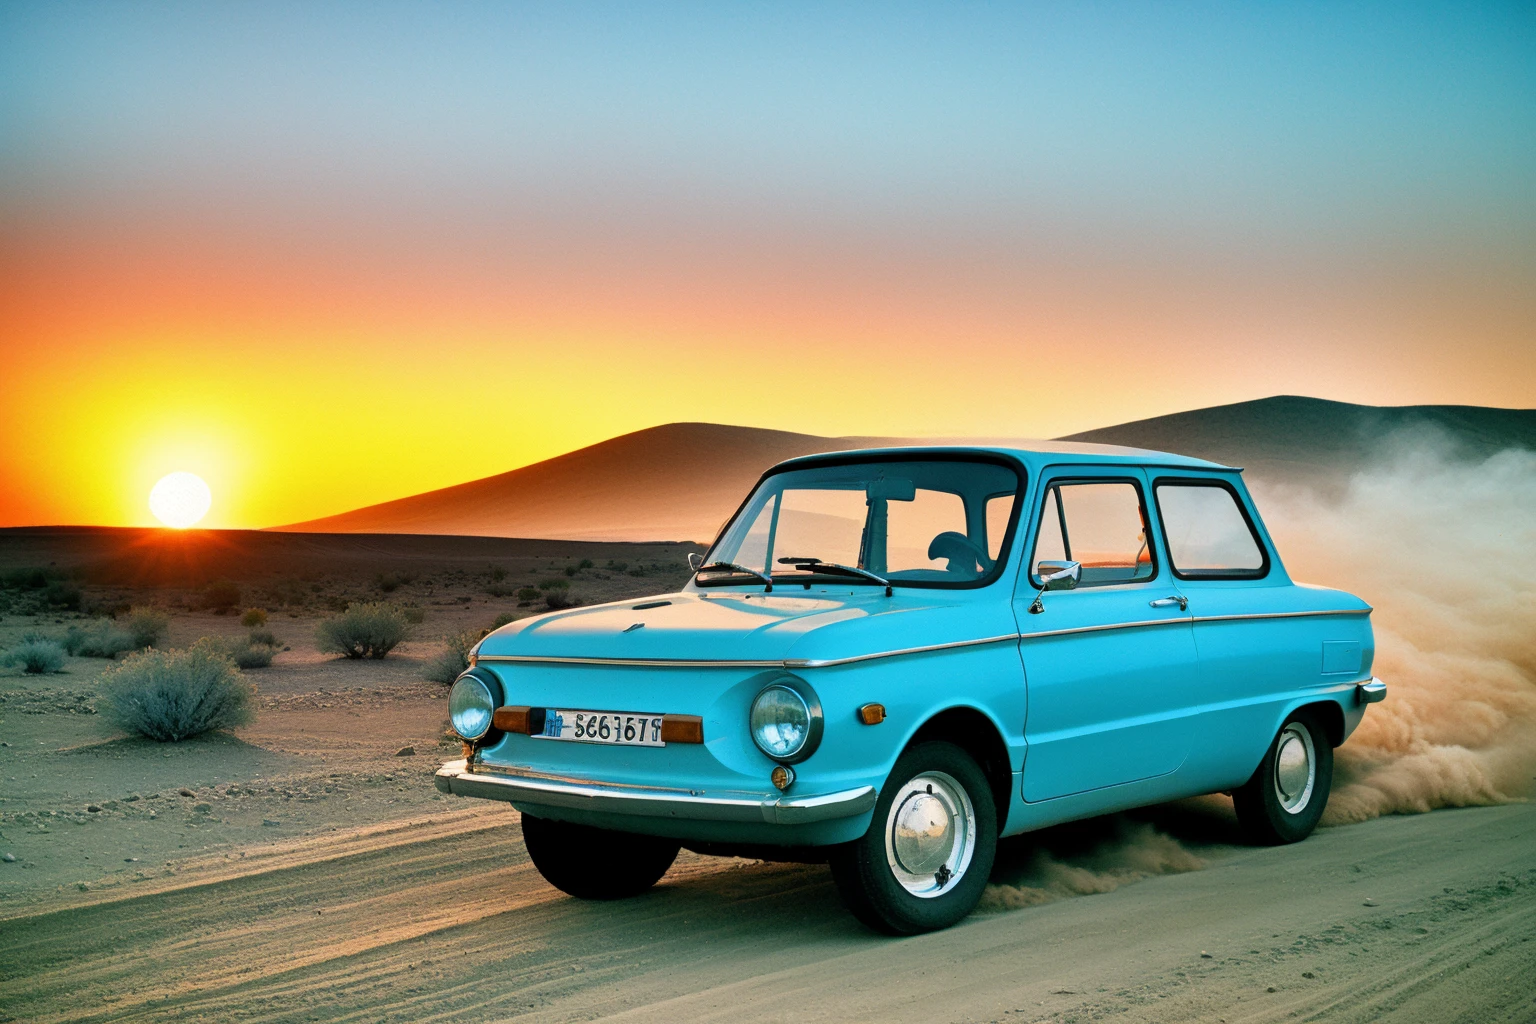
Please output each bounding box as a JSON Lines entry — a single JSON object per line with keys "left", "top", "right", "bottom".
{"left": 1154, "top": 482, "right": 1267, "bottom": 578}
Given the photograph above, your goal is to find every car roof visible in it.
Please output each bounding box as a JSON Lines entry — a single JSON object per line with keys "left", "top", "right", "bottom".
{"left": 773, "top": 440, "right": 1235, "bottom": 473}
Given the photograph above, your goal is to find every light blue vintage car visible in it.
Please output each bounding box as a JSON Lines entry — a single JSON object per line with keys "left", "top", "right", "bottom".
{"left": 436, "top": 444, "right": 1385, "bottom": 933}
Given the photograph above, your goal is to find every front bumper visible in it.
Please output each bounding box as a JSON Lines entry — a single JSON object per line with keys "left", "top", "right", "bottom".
{"left": 434, "top": 759, "right": 876, "bottom": 826}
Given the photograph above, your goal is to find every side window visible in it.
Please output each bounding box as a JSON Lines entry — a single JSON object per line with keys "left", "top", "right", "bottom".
{"left": 1155, "top": 482, "right": 1266, "bottom": 577}
{"left": 1033, "top": 481, "right": 1155, "bottom": 586}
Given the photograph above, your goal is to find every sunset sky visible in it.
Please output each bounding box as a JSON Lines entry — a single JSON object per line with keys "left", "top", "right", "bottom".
{"left": 2, "top": 3, "right": 1532, "bottom": 529}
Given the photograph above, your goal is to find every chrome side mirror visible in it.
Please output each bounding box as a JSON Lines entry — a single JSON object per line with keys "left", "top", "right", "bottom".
{"left": 1028, "top": 560, "right": 1081, "bottom": 614}
{"left": 1035, "top": 560, "right": 1081, "bottom": 591}
{"left": 687, "top": 552, "right": 705, "bottom": 572}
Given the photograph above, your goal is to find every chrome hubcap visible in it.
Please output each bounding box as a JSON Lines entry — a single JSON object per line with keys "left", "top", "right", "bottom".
{"left": 884, "top": 771, "right": 975, "bottom": 898}
{"left": 1273, "top": 723, "right": 1316, "bottom": 814}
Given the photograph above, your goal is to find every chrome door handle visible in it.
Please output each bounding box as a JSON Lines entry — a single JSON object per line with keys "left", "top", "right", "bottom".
{"left": 1149, "top": 595, "right": 1188, "bottom": 611}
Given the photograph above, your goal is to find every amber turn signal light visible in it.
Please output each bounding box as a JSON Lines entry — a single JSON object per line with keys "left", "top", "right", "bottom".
{"left": 857, "top": 703, "right": 886, "bottom": 725}
{"left": 771, "top": 764, "right": 795, "bottom": 791}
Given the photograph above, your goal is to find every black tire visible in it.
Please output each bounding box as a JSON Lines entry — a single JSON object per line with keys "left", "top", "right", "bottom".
{"left": 521, "top": 813, "right": 681, "bottom": 900}
{"left": 1233, "top": 710, "right": 1333, "bottom": 845}
{"left": 829, "top": 741, "right": 998, "bottom": 935}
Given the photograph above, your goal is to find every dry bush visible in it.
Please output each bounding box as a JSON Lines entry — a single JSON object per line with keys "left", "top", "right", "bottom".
{"left": 5, "top": 638, "right": 66, "bottom": 674}
{"left": 122, "top": 607, "right": 169, "bottom": 649}
{"left": 423, "top": 628, "right": 484, "bottom": 684}
{"left": 240, "top": 608, "right": 268, "bottom": 628}
{"left": 44, "top": 580, "right": 82, "bottom": 610}
{"left": 544, "top": 590, "right": 580, "bottom": 610}
{"left": 316, "top": 602, "right": 413, "bottom": 659}
{"left": 99, "top": 640, "right": 253, "bottom": 741}
{"left": 248, "top": 628, "right": 279, "bottom": 648}
{"left": 202, "top": 580, "right": 241, "bottom": 613}
{"left": 516, "top": 587, "right": 540, "bottom": 602}
{"left": 63, "top": 620, "right": 135, "bottom": 658}
{"left": 490, "top": 611, "right": 516, "bottom": 629}
{"left": 401, "top": 604, "right": 426, "bottom": 624}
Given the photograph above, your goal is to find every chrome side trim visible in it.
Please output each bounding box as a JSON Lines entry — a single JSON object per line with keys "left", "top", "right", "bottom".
{"left": 477, "top": 655, "right": 786, "bottom": 668}
{"left": 1356, "top": 677, "right": 1387, "bottom": 705}
{"left": 474, "top": 608, "right": 1372, "bottom": 670}
{"left": 1192, "top": 608, "right": 1373, "bottom": 623}
{"left": 434, "top": 760, "right": 877, "bottom": 825}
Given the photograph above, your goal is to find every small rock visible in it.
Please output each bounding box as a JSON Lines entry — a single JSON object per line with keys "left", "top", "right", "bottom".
{"left": 124, "top": 857, "right": 138, "bottom": 863}
{"left": 1200, "top": 951, "right": 1213, "bottom": 959}
{"left": 1302, "top": 972, "right": 1315, "bottom": 979}
{"left": 1267, "top": 987, "right": 1277, "bottom": 993}
{"left": 123, "top": 794, "right": 140, "bottom": 802}
{"left": 86, "top": 805, "right": 102, "bottom": 813}
{"left": 395, "top": 746, "right": 416, "bottom": 757}
{"left": 179, "top": 788, "right": 194, "bottom": 797}
{"left": 2, "top": 853, "right": 16, "bottom": 863}
{"left": 262, "top": 819, "right": 280, "bottom": 827}
{"left": 1363, "top": 898, "right": 1379, "bottom": 907}
{"left": 192, "top": 803, "right": 212, "bottom": 814}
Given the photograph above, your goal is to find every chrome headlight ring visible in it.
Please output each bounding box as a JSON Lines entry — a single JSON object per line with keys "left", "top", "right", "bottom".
{"left": 449, "top": 668, "right": 504, "bottom": 743}
{"left": 749, "top": 676, "right": 824, "bottom": 764}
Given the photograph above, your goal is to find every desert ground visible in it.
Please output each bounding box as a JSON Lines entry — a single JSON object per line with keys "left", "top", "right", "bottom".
{"left": 2, "top": 509, "right": 1534, "bottom": 1022}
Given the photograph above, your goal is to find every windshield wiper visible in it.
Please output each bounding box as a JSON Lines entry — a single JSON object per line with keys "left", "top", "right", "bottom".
{"left": 695, "top": 561, "right": 773, "bottom": 591}
{"left": 777, "top": 557, "right": 892, "bottom": 596}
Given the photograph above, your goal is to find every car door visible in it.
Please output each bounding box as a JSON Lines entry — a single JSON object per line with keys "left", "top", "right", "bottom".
{"left": 1015, "top": 468, "right": 1199, "bottom": 802}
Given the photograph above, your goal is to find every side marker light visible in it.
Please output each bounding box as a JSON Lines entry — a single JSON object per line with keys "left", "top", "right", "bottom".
{"left": 857, "top": 703, "right": 887, "bottom": 725}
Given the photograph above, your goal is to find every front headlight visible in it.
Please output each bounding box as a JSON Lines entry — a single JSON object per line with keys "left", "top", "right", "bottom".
{"left": 449, "top": 672, "right": 497, "bottom": 741}
{"left": 750, "top": 681, "right": 823, "bottom": 763}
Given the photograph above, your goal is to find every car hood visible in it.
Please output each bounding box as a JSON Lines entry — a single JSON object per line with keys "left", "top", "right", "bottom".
{"left": 475, "top": 588, "right": 1018, "bottom": 665}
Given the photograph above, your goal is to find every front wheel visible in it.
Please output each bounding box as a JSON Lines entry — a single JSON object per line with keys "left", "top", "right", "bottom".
{"left": 521, "top": 813, "right": 681, "bottom": 900}
{"left": 1233, "top": 711, "right": 1333, "bottom": 844}
{"left": 829, "top": 741, "right": 998, "bottom": 934}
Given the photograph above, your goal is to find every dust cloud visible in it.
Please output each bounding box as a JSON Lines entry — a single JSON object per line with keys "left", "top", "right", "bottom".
{"left": 1253, "top": 430, "right": 1536, "bottom": 824}
{"left": 981, "top": 820, "right": 1206, "bottom": 912}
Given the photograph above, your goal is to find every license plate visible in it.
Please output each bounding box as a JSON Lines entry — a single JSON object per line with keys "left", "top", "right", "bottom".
{"left": 532, "top": 709, "right": 666, "bottom": 747}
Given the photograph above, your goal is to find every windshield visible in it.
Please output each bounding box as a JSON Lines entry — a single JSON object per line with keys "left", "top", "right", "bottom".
{"left": 700, "top": 457, "right": 1022, "bottom": 589}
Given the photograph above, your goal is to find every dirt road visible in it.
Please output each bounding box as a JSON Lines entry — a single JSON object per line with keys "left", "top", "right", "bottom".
{"left": 2, "top": 801, "right": 1532, "bottom": 1024}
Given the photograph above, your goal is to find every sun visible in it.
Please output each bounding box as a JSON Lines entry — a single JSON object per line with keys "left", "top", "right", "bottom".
{"left": 149, "top": 472, "right": 213, "bottom": 529}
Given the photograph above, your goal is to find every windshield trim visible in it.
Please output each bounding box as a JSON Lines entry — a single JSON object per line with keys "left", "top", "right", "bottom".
{"left": 696, "top": 451, "right": 1028, "bottom": 592}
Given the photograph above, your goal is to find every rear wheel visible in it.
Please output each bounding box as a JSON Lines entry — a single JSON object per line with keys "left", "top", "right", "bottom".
{"left": 1233, "top": 711, "right": 1333, "bottom": 844}
{"left": 829, "top": 741, "right": 997, "bottom": 934}
{"left": 521, "top": 813, "right": 680, "bottom": 900}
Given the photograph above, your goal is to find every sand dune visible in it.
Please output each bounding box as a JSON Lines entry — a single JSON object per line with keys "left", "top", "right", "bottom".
{"left": 272, "top": 396, "right": 1536, "bottom": 542}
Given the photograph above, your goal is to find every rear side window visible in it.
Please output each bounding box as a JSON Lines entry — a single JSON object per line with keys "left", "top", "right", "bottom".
{"left": 1032, "top": 481, "right": 1155, "bottom": 586}
{"left": 1155, "top": 482, "right": 1268, "bottom": 578}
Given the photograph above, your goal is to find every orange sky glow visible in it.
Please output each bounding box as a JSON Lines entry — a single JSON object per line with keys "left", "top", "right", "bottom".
{"left": 2, "top": 5, "right": 1532, "bottom": 530}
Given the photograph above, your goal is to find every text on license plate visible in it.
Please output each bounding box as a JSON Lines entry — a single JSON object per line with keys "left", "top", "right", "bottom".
{"left": 534, "top": 709, "right": 665, "bottom": 747}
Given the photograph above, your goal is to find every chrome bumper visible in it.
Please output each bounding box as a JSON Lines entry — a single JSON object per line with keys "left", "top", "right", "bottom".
{"left": 1356, "top": 677, "right": 1387, "bottom": 705}
{"left": 434, "top": 760, "right": 876, "bottom": 826}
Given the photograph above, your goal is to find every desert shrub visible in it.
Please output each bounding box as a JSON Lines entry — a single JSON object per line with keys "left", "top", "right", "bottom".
{"left": 485, "top": 583, "right": 516, "bottom": 597}
{"left": 490, "top": 611, "right": 516, "bottom": 629}
{"left": 488, "top": 565, "right": 508, "bottom": 582}
{"left": 248, "top": 628, "right": 279, "bottom": 648}
{"left": 202, "top": 580, "right": 241, "bottom": 613}
{"left": 315, "top": 602, "right": 413, "bottom": 659}
{"left": 122, "top": 607, "right": 169, "bottom": 649}
{"left": 605, "top": 560, "right": 628, "bottom": 572}
{"left": 538, "top": 578, "right": 569, "bottom": 591}
{"left": 44, "top": 581, "right": 82, "bottom": 610}
{"left": 227, "top": 641, "right": 274, "bottom": 669}
{"left": 99, "top": 640, "right": 253, "bottom": 741}
{"left": 3, "top": 567, "right": 53, "bottom": 589}
{"left": 4, "top": 638, "right": 66, "bottom": 674}
{"left": 516, "top": 587, "right": 540, "bottom": 601}
{"left": 577, "top": 558, "right": 594, "bottom": 570}
{"left": 423, "top": 628, "right": 483, "bottom": 684}
{"left": 563, "top": 565, "right": 579, "bottom": 577}
{"left": 63, "top": 620, "right": 135, "bottom": 658}
{"left": 376, "top": 572, "right": 402, "bottom": 593}
{"left": 544, "top": 590, "right": 580, "bottom": 611}
{"left": 401, "top": 604, "right": 426, "bottom": 624}
{"left": 240, "top": 608, "right": 268, "bottom": 628}
{"left": 628, "top": 567, "right": 647, "bottom": 577}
